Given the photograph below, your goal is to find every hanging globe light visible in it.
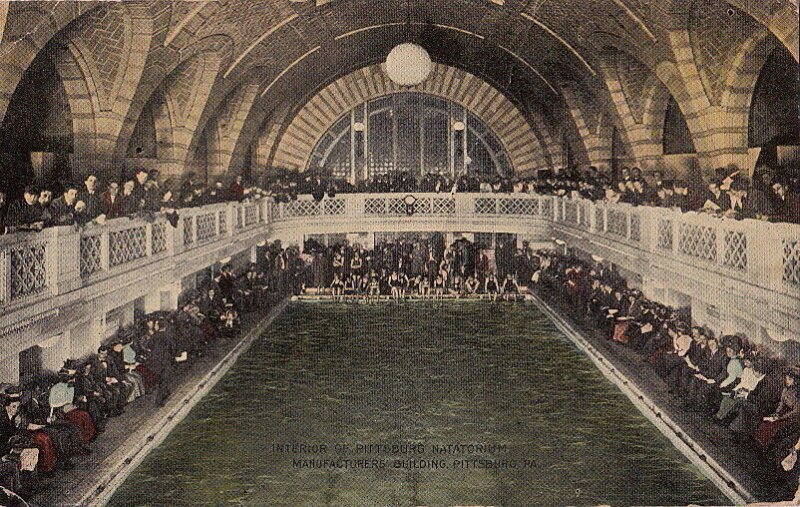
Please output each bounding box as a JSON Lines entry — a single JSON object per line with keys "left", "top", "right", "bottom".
{"left": 385, "top": 43, "right": 432, "bottom": 87}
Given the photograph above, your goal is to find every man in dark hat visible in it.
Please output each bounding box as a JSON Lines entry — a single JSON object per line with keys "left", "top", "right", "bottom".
{"left": 702, "top": 178, "right": 728, "bottom": 213}
{"left": 673, "top": 180, "right": 690, "bottom": 212}
{"left": 725, "top": 177, "right": 774, "bottom": 220}
{"left": 656, "top": 180, "right": 675, "bottom": 208}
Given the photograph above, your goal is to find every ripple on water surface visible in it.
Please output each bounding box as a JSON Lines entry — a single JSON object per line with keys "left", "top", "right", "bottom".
{"left": 108, "top": 302, "right": 727, "bottom": 507}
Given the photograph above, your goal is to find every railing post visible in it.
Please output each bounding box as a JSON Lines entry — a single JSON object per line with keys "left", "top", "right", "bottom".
{"left": 145, "top": 222, "right": 153, "bottom": 257}
{"left": 49, "top": 226, "right": 81, "bottom": 296}
{"left": 173, "top": 212, "right": 185, "bottom": 255}
{"left": 1, "top": 248, "right": 11, "bottom": 305}
{"left": 100, "top": 227, "right": 111, "bottom": 271}
{"left": 714, "top": 218, "right": 726, "bottom": 268}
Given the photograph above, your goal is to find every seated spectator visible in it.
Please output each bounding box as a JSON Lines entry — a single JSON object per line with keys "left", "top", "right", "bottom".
{"left": 753, "top": 369, "right": 800, "bottom": 449}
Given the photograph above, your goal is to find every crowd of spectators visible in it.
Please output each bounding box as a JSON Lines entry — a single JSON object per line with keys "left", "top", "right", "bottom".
{"left": 0, "top": 162, "right": 797, "bottom": 236}
{"left": 299, "top": 236, "right": 534, "bottom": 301}
{"left": 0, "top": 245, "right": 294, "bottom": 503}
{"left": 531, "top": 249, "right": 800, "bottom": 504}
{"left": 0, "top": 170, "right": 264, "bottom": 235}
{"left": 263, "top": 163, "right": 799, "bottom": 223}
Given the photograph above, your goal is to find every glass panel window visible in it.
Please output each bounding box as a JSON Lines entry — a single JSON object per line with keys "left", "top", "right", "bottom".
{"left": 308, "top": 92, "right": 513, "bottom": 179}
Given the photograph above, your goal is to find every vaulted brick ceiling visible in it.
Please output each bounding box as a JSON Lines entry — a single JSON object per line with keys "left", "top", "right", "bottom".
{"left": 0, "top": 0, "right": 796, "bottom": 176}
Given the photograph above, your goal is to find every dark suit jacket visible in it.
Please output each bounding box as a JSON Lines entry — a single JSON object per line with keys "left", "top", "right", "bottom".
{"left": 101, "top": 192, "right": 123, "bottom": 219}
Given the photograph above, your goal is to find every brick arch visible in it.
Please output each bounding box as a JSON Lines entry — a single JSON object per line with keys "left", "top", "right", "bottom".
{"left": 46, "top": 3, "right": 156, "bottom": 179}
{"left": 722, "top": 0, "right": 799, "bottom": 62}
{"left": 148, "top": 37, "right": 231, "bottom": 177}
{"left": 272, "top": 63, "right": 549, "bottom": 174}
{"left": 205, "top": 81, "right": 261, "bottom": 177}
{"left": 112, "top": 29, "right": 231, "bottom": 169}
{"left": 718, "top": 31, "right": 782, "bottom": 130}
{"left": 0, "top": 2, "right": 104, "bottom": 125}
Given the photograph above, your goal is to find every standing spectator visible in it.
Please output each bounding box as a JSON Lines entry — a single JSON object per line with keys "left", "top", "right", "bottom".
{"left": 0, "top": 190, "right": 7, "bottom": 234}
{"left": 119, "top": 180, "right": 139, "bottom": 216}
{"left": 80, "top": 175, "right": 102, "bottom": 219}
{"left": 36, "top": 189, "right": 53, "bottom": 225}
{"left": 101, "top": 182, "right": 123, "bottom": 219}
{"left": 146, "top": 321, "right": 181, "bottom": 408}
{"left": 772, "top": 180, "right": 800, "bottom": 224}
{"left": 229, "top": 175, "right": 245, "bottom": 201}
{"left": 49, "top": 183, "right": 80, "bottom": 225}
{"left": 6, "top": 186, "right": 41, "bottom": 231}
{"left": 131, "top": 170, "right": 149, "bottom": 210}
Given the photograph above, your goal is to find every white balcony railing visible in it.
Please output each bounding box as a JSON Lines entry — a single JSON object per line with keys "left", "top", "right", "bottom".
{"left": 268, "top": 192, "right": 799, "bottom": 300}
{"left": 1, "top": 192, "right": 798, "bottom": 316}
{"left": 0, "top": 198, "right": 272, "bottom": 314}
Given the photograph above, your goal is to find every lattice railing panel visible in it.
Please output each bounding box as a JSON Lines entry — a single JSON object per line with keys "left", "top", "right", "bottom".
{"left": 414, "top": 198, "right": 432, "bottom": 215}
{"left": 499, "top": 198, "right": 538, "bottom": 216}
{"left": 431, "top": 198, "right": 455, "bottom": 215}
{"left": 607, "top": 210, "right": 628, "bottom": 237}
{"left": 10, "top": 243, "right": 47, "bottom": 299}
{"left": 196, "top": 213, "right": 217, "bottom": 242}
{"left": 80, "top": 235, "right": 102, "bottom": 278}
{"left": 658, "top": 219, "right": 673, "bottom": 250}
{"left": 630, "top": 213, "right": 641, "bottom": 242}
{"left": 679, "top": 223, "right": 717, "bottom": 261}
{"left": 475, "top": 198, "right": 497, "bottom": 215}
{"left": 364, "top": 198, "right": 387, "bottom": 215}
{"left": 284, "top": 200, "right": 321, "bottom": 217}
{"left": 152, "top": 223, "right": 168, "bottom": 254}
{"left": 236, "top": 208, "right": 244, "bottom": 229}
{"left": 541, "top": 199, "right": 554, "bottom": 220}
{"left": 217, "top": 211, "right": 227, "bottom": 235}
{"left": 783, "top": 240, "right": 800, "bottom": 286}
{"left": 564, "top": 201, "right": 579, "bottom": 224}
{"left": 388, "top": 198, "right": 406, "bottom": 215}
{"left": 323, "top": 199, "right": 346, "bottom": 215}
{"left": 109, "top": 227, "right": 147, "bottom": 267}
{"left": 244, "top": 205, "right": 258, "bottom": 226}
{"left": 580, "top": 203, "right": 591, "bottom": 229}
{"left": 594, "top": 208, "right": 605, "bottom": 232}
{"left": 183, "top": 217, "right": 194, "bottom": 245}
{"left": 723, "top": 231, "right": 748, "bottom": 271}
{"left": 0, "top": 251, "right": 6, "bottom": 304}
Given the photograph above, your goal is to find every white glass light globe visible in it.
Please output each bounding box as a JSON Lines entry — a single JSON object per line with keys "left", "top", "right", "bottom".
{"left": 385, "top": 43, "right": 433, "bottom": 86}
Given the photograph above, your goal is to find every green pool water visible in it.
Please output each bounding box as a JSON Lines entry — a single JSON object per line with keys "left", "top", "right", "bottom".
{"left": 107, "top": 302, "right": 728, "bottom": 507}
